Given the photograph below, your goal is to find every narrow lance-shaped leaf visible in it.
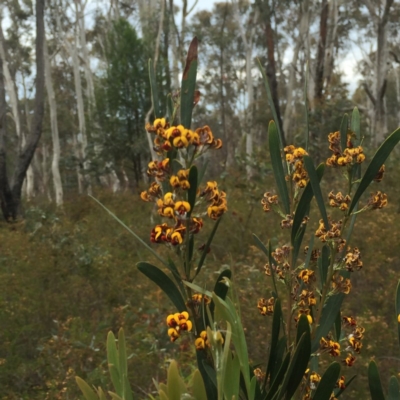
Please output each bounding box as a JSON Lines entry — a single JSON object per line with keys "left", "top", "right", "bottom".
{"left": 312, "top": 292, "right": 346, "bottom": 353}
{"left": 180, "top": 37, "right": 198, "bottom": 128}
{"left": 304, "top": 61, "right": 310, "bottom": 151}
{"left": 195, "top": 217, "right": 222, "bottom": 279}
{"left": 368, "top": 360, "right": 385, "bottom": 400}
{"left": 351, "top": 107, "right": 361, "bottom": 145}
{"left": 257, "top": 58, "right": 285, "bottom": 150}
{"left": 137, "top": 262, "right": 187, "bottom": 312}
{"left": 292, "top": 163, "right": 325, "bottom": 243}
{"left": 107, "top": 332, "right": 122, "bottom": 395}
{"left": 303, "top": 156, "right": 329, "bottom": 228}
{"left": 348, "top": 127, "right": 400, "bottom": 214}
{"left": 340, "top": 114, "right": 348, "bottom": 153}
{"left": 388, "top": 376, "right": 400, "bottom": 400}
{"left": 89, "top": 196, "right": 169, "bottom": 269}
{"left": 313, "top": 362, "right": 341, "bottom": 400}
{"left": 266, "top": 299, "right": 282, "bottom": 384}
{"left": 148, "top": 59, "right": 161, "bottom": 118}
{"left": 75, "top": 377, "right": 99, "bottom": 400}
{"left": 269, "top": 120, "right": 290, "bottom": 215}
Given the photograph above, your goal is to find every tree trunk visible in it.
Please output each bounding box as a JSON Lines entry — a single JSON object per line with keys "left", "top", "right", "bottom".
{"left": 314, "top": 0, "right": 329, "bottom": 104}
{"left": 44, "top": 39, "right": 63, "bottom": 206}
{"left": 258, "top": 0, "right": 285, "bottom": 145}
{"left": 283, "top": 0, "right": 310, "bottom": 143}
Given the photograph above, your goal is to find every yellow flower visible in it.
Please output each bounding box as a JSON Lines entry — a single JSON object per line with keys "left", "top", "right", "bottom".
{"left": 174, "top": 201, "right": 191, "bottom": 216}
{"left": 166, "top": 311, "right": 192, "bottom": 342}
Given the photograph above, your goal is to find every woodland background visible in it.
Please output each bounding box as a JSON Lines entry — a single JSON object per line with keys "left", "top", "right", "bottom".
{"left": 0, "top": 0, "right": 400, "bottom": 398}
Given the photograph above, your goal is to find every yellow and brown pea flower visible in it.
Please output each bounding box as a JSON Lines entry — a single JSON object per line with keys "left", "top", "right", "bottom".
{"left": 344, "top": 247, "right": 363, "bottom": 271}
{"left": 261, "top": 192, "right": 278, "bottom": 212}
{"left": 200, "top": 181, "right": 228, "bottom": 220}
{"left": 284, "top": 145, "right": 309, "bottom": 188}
{"left": 257, "top": 297, "right": 275, "bottom": 316}
{"left": 140, "top": 182, "right": 162, "bottom": 202}
{"left": 343, "top": 353, "right": 356, "bottom": 367}
{"left": 309, "top": 371, "right": 321, "bottom": 390}
{"left": 328, "top": 191, "right": 351, "bottom": 211}
{"left": 374, "top": 165, "right": 385, "bottom": 182}
{"left": 298, "top": 269, "right": 315, "bottom": 285}
{"left": 367, "top": 191, "right": 388, "bottom": 209}
{"left": 315, "top": 219, "right": 342, "bottom": 243}
{"left": 195, "top": 330, "right": 209, "bottom": 350}
{"left": 253, "top": 368, "right": 266, "bottom": 383}
{"left": 331, "top": 274, "right": 352, "bottom": 294}
{"left": 170, "top": 169, "right": 190, "bottom": 190}
{"left": 326, "top": 131, "right": 365, "bottom": 167}
{"left": 294, "top": 308, "right": 313, "bottom": 325}
{"left": 320, "top": 337, "right": 341, "bottom": 357}
{"left": 166, "top": 311, "right": 192, "bottom": 342}
{"left": 194, "top": 126, "right": 223, "bottom": 149}
{"left": 147, "top": 158, "right": 170, "bottom": 180}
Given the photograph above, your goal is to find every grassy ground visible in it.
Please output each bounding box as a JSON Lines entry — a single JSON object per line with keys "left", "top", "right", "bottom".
{"left": 1, "top": 160, "right": 400, "bottom": 399}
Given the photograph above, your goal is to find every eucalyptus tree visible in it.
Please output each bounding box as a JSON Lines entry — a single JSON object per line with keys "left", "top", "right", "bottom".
{"left": 0, "top": 0, "right": 45, "bottom": 219}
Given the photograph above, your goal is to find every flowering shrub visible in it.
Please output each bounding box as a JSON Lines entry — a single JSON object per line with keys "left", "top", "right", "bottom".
{"left": 78, "top": 38, "right": 400, "bottom": 400}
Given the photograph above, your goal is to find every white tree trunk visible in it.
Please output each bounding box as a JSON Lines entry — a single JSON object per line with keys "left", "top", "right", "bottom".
{"left": 283, "top": 0, "right": 310, "bottom": 142}
{"left": 44, "top": 39, "right": 63, "bottom": 206}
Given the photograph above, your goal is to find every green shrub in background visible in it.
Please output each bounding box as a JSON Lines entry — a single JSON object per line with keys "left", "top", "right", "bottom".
{"left": 77, "top": 37, "right": 400, "bottom": 399}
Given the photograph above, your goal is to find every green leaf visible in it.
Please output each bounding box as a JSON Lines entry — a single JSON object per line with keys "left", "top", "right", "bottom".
{"left": 313, "top": 362, "right": 341, "bottom": 400}
{"left": 167, "top": 360, "right": 186, "bottom": 400}
{"left": 304, "top": 61, "right": 310, "bottom": 152}
{"left": 137, "top": 262, "right": 187, "bottom": 312}
{"left": 291, "top": 163, "right": 324, "bottom": 244}
{"left": 340, "top": 114, "right": 349, "bottom": 154}
{"left": 108, "top": 392, "right": 123, "bottom": 400}
{"left": 75, "top": 377, "right": 99, "bottom": 400}
{"left": 318, "top": 245, "right": 330, "bottom": 289}
{"left": 334, "top": 311, "right": 341, "bottom": 342}
{"left": 396, "top": 280, "right": 400, "bottom": 348}
{"left": 257, "top": 58, "right": 285, "bottom": 149}
{"left": 368, "top": 360, "right": 386, "bottom": 400}
{"left": 180, "top": 37, "right": 198, "bottom": 128}
{"left": 224, "top": 352, "right": 240, "bottom": 400}
{"left": 265, "top": 352, "right": 290, "bottom": 400}
{"left": 89, "top": 196, "right": 169, "bottom": 269}
{"left": 107, "top": 332, "right": 122, "bottom": 395}
{"left": 118, "top": 329, "right": 127, "bottom": 380}
{"left": 388, "top": 376, "right": 400, "bottom": 400}
{"left": 191, "top": 370, "right": 208, "bottom": 400}
{"left": 351, "top": 107, "right": 361, "bottom": 145}
{"left": 348, "top": 127, "right": 400, "bottom": 214}
{"left": 253, "top": 233, "right": 269, "bottom": 257}
{"left": 187, "top": 166, "right": 198, "bottom": 216}
{"left": 195, "top": 217, "right": 223, "bottom": 279}
{"left": 268, "top": 121, "right": 290, "bottom": 215}
{"left": 303, "top": 155, "right": 329, "bottom": 228}
{"left": 197, "top": 351, "right": 218, "bottom": 400}
{"left": 296, "top": 312, "right": 310, "bottom": 345}
{"left": 123, "top": 373, "right": 133, "bottom": 400}
{"left": 312, "top": 293, "right": 345, "bottom": 353}
{"left": 148, "top": 59, "right": 161, "bottom": 118}
{"left": 278, "top": 322, "right": 311, "bottom": 400}
{"left": 266, "top": 299, "right": 282, "bottom": 384}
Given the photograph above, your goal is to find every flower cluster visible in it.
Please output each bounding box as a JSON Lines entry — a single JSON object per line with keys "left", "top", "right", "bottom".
{"left": 146, "top": 118, "right": 222, "bottom": 153}
{"left": 315, "top": 219, "right": 342, "bottom": 243}
{"left": 195, "top": 329, "right": 224, "bottom": 350}
{"left": 166, "top": 311, "right": 192, "bottom": 342}
{"left": 367, "top": 191, "right": 388, "bottom": 209}
{"left": 257, "top": 297, "right": 275, "bottom": 316}
{"left": 331, "top": 274, "right": 352, "bottom": 294}
{"left": 342, "top": 316, "right": 364, "bottom": 355}
{"left": 142, "top": 119, "right": 226, "bottom": 245}
{"left": 261, "top": 192, "right": 278, "bottom": 212}
{"left": 326, "top": 131, "right": 365, "bottom": 167}
{"left": 328, "top": 191, "right": 351, "bottom": 211}
{"left": 320, "top": 337, "right": 341, "bottom": 357}
{"left": 284, "top": 145, "right": 309, "bottom": 188}
{"left": 200, "top": 181, "right": 228, "bottom": 220}
{"left": 344, "top": 247, "right": 363, "bottom": 271}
